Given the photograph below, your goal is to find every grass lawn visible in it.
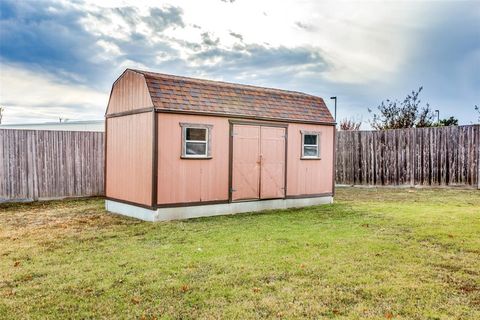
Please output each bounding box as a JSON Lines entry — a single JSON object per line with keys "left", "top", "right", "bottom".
{"left": 0, "top": 188, "right": 479, "bottom": 319}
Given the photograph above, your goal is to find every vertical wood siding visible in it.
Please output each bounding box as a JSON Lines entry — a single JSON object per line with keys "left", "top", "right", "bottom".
{"left": 0, "top": 129, "right": 104, "bottom": 201}
{"left": 287, "top": 124, "right": 335, "bottom": 196}
{"left": 106, "top": 70, "right": 153, "bottom": 115}
{"left": 335, "top": 125, "right": 480, "bottom": 187}
{"left": 157, "top": 113, "right": 229, "bottom": 205}
{"left": 106, "top": 113, "right": 153, "bottom": 206}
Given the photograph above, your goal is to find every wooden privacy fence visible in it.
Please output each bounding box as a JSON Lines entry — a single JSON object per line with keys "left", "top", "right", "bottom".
{"left": 1, "top": 125, "right": 479, "bottom": 202}
{"left": 0, "top": 129, "right": 104, "bottom": 202}
{"left": 336, "top": 125, "right": 480, "bottom": 188}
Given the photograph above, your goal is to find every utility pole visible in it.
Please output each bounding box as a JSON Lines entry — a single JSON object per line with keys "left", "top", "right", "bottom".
{"left": 330, "top": 97, "right": 337, "bottom": 122}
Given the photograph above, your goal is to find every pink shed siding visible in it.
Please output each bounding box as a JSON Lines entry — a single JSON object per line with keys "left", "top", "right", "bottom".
{"left": 155, "top": 113, "right": 333, "bottom": 206}
{"left": 106, "top": 70, "right": 153, "bottom": 115}
{"left": 106, "top": 112, "right": 153, "bottom": 206}
{"left": 286, "top": 124, "right": 334, "bottom": 196}
{"left": 157, "top": 113, "right": 229, "bottom": 205}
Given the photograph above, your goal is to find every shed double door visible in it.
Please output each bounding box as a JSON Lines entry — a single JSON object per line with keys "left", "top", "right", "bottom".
{"left": 231, "top": 124, "right": 286, "bottom": 201}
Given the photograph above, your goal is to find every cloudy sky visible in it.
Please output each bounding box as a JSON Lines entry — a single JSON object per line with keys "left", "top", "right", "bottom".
{"left": 0, "top": 0, "right": 479, "bottom": 126}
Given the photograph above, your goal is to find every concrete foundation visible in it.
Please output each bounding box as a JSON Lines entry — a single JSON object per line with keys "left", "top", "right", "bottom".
{"left": 106, "top": 196, "right": 333, "bottom": 222}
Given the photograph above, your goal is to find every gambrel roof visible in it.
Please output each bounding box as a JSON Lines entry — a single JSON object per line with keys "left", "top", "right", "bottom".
{"left": 108, "top": 69, "right": 335, "bottom": 124}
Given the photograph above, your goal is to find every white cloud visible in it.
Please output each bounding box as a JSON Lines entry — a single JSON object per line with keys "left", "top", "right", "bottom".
{"left": 159, "top": 0, "right": 427, "bottom": 84}
{"left": 94, "top": 40, "right": 123, "bottom": 61}
{"left": 0, "top": 63, "right": 108, "bottom": 124}
{"left": 69, "top": 0, "right": 435, "bottom": 86}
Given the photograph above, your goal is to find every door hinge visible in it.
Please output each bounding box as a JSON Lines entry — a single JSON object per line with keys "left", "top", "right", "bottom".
{"left": 230, "top": 188, "right": 237, "bottom": 193}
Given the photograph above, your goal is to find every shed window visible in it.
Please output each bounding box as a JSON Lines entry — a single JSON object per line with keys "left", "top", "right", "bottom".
{"left": 301, "top": 131, "right": 321, "bottom": 159}
{"left": 180, "top": 123, "right": 213, "bottom": 158}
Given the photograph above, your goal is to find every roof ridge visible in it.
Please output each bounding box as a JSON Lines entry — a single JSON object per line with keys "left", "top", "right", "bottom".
{"left": 129, "top": 68, "right": 321, "bottom": 99}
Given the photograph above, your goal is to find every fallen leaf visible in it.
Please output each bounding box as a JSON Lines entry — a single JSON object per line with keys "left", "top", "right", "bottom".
{"left": 385, "top": 312, "right": 393, "bottom": 319}
{"left": 131, "top": 296, "right": 141, "bottom": 304}
{"left": 13, "top": 261, "right": 20, "bottom": 267}
{"left": 253, "top": 287, "right": 261, "bottom": 293}
{"left": 180, "top": 284, "right": 189, "bottom": 293}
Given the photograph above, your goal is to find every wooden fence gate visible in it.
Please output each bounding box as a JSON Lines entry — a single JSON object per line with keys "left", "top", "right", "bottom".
{"left": 335, "top": 125, "right": 480, "bottom": 188}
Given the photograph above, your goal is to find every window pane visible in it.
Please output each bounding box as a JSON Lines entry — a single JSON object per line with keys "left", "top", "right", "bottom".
{"left": 304, "top": 134, "right": 317, "bottom": 145}
{"left": 186, "top": 142, "right": 207, "bottom": 155}
{"left": 303, "top": 146, "right": 318, "bottom": 157}
{"left": 186, "top": 128, "right": 206, "bottom": 141}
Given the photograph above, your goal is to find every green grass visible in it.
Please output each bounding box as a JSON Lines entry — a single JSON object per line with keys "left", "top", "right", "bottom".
{"left": 0, "top": 188, "right": 479, "bottom": 319}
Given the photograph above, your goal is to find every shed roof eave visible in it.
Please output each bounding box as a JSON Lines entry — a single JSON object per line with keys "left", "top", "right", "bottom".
{"left": 153, "top": 108, "right": 336, "bottom": 126}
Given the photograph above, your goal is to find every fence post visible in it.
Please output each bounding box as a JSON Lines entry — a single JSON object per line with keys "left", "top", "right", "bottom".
{"left": 411, "top": 128, "right": 415, "bottom": 187}
{"left": 477, "top": 124, "right": 480, "bottom": 190}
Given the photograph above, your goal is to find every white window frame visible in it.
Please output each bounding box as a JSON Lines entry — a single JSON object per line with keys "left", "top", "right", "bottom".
{"left": 180, "top": 123, "right": 213, "bottom": 159}
{"left": 301, "top": 130, "right": 321, "bottom": 159}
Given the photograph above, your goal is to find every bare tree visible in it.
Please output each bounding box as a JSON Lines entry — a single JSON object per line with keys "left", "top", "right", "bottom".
{"left": 339, "top": 118, "right": 362, "bottom": 131}
{"left": 475, "top": 105, "right": 480, "bottom": 123}
{"left": 368, "top": 87, "right": 435, "bottom": 130}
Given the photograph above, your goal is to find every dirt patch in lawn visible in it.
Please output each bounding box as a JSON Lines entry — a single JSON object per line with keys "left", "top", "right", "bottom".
{"left": 0, "top": 198, "right": 135, "bottom": 241}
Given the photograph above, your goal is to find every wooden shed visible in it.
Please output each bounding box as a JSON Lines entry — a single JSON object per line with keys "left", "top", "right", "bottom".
{"left": 105, "top": 69, "right": 336, "bottom": 221}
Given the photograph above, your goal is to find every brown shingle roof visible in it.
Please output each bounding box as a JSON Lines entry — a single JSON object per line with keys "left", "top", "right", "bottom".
{"left": 132, "top": 69, "right": 334, "bottom": 124}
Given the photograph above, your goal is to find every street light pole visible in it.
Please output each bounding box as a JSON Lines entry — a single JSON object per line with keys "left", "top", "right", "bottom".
{"left": 330, "top": 96, "right": 337, "bottom": 122}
